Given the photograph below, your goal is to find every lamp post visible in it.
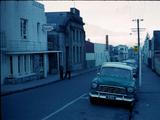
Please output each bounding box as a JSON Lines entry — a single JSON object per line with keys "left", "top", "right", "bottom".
{"left": 132, "top": 19, "right": 143, "bottom": 87}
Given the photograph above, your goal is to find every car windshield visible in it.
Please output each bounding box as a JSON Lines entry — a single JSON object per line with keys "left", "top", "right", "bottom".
{"left": 100, "top": 67, "right": 131, "bottom": 80}
{"left": 126, "top": 63, "right": 135, "bottom": 67}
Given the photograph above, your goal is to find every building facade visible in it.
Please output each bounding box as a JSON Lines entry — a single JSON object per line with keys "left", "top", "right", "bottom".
{"left": 46, "top": 8, "right": 86, "bottom": 72}
{"left": 142, "top": 33, "right": 152, "bottom": 67}
{"left": 109, "top": 45, "right": 117, "bottom": 62}
{"left": 0, "top": 1, "right": 48, "bottom": 84}
{"left": 128, "top": 47, "right": 137, "bottom": 60}
{"left": 85, "top": 40, "right": 95, "bottom": 68}
{"left": 85, "top": 41, "right": 110, "bottom": 68}
{"left": 151, "top": 30, "right": 160, "bottom": 74}
{"left": 116, "top": 45, "right": 128, "bottom": 61}
{"left": 94, "top": 43, "right": 110, "bottom": 66}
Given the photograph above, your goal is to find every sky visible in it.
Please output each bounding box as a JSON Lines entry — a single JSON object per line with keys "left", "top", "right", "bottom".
{"left": 38, "top": 1, "right": 160, "bottom": 47}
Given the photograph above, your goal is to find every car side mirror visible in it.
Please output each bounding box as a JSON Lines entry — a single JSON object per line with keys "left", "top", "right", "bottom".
{"left": 97, "top": 67, "right": 101, "bottom": 72}
{"left": 97, "top": 73, "right": 100, "bottom": 76}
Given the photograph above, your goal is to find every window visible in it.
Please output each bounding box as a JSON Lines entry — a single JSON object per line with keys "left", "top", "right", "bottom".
{"left": 77, "top": 47, "right": 78, "bottom": 63}
{"left": 30, "top": 55, "right": 33, "bottom": 73}
{"left": 24, "top": 55, "right": 27, "bottom": 73}
{"left": 18, "top": 56, "right": 20, "bottom": 74}
{"left": 9, "top": 56, "right": 13, "bottom": 75}
{"left": 37, "top": 22, "right": 40, "bottom": 41}
{"left": 20, "top": 18, "right": 28, "bottom": 39}
{"left": 76, "top": 30, "right": 78, "bottom": 43}
{"left": 71, "top": 30, "right": 74, "bottom": 42}
{"left": 80, "top": 47, "right": 82, "bottom": 62}
{"left": 73, "top": 29, "right": 75, "bottom": 43}
{"left": 73, "top": 46, "right": 75, "bottom": 63}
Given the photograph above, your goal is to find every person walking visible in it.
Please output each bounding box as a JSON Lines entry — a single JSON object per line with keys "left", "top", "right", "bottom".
{"left": 59, "top": 65, "right": 64, "bottom": 80}
{"left": 64, "top": 64, "right": 71, "bottom": 79}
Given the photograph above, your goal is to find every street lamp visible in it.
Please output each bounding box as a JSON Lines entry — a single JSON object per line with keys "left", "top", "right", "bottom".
{"left": 132, "top": 19, "right": 144, "bottom": 87}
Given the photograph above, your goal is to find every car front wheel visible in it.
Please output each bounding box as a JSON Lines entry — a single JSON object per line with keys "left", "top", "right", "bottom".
{"left": 89, "top": 96, "right": 97, "bottom": 104}
{"left": 128, "top": 101, "right": 135, "bottom": 109}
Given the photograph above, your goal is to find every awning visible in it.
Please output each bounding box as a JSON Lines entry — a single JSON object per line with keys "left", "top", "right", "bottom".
{"left": 6, "top": 50, "right": 62, "bottom": 55}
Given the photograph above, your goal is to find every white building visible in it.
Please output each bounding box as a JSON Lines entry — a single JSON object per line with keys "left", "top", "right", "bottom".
{"left": 116, "top": 45, "right": 128, "bottom": 61}
{"left": 0, "top": 1, "right": 48, "bottom": 85}
{"left": 94, "top": 43, "right": 110, "bottom": 66}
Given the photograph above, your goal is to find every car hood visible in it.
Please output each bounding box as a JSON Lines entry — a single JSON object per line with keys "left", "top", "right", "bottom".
{"left": 95, "top": 75, "right": 135, "bottom": 88}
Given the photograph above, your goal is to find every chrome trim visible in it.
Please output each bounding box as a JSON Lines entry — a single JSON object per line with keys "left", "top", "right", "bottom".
{"left": 89, "top": 92, "right": 134, "bottom": 102}
{"left": 96, "top": 91, "right": 127, "bottom": 96}
{"left": 97, "top": 85, "right": 126, "bottom": 94}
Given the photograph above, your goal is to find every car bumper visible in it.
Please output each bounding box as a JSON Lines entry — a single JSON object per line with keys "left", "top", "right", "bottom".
{"left": 89, "top": 92, "right": 135, "bottom": 102}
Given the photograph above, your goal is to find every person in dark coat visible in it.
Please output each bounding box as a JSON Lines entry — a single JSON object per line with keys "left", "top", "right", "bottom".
{"left": 64, "top": 64, "right": 71, "bottom": 79}
{"left": 59, "top": 65, "right": 64, "bottom": 80}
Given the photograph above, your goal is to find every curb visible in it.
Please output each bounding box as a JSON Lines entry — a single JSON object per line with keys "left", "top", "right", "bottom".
{"left": 1, "top": 68, "right": 96, "bottom": 96}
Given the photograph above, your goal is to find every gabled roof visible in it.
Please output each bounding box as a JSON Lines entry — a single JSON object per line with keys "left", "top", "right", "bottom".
{"left": 46, "top": 11, "right": 84, "bottom": 27}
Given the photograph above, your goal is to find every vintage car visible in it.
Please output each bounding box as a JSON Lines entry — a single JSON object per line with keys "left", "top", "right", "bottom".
{"left": 89, "top": 62, "right": 137, "bottom": 106}
{"left": 122, "top": 59, "right": 138, "bottom": 77}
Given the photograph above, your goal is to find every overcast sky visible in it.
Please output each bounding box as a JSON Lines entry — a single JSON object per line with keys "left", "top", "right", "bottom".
{"left": 39, "top": 1, "right": 160, "bottom": 47}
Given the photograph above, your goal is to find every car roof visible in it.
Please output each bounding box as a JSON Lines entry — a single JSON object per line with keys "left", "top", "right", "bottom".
{"left": 123, "top": 59, "right": 136, "bottom": 63}
{"left": 102, "top": 62, "right": 133, "bottom": 71}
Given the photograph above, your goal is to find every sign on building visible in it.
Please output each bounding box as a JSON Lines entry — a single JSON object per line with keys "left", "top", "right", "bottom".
{"left": 134, "top": 46, "right": 138, "bottom": 53}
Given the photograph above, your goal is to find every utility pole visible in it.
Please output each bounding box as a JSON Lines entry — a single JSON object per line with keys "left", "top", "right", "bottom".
{"left": 132, "top": 19, "right": 144, "bottom": 87}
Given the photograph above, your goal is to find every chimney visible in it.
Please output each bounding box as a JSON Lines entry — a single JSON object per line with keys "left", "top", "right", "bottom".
{"left": 70, "top": 8, "right": 80, "bottom": 16}
{"left": 106, "top": 35, "right": 109, "bottom": 50}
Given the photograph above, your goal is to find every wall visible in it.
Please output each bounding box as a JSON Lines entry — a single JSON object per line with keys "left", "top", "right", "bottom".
{"left": 0, "top": 1, "right": 47, "bottom": 84}
{"left": 1, "top": 1, "right": 47, "bottom": 52}
{"left": 94, "top": 43, "right": 110, "bottom": 66}
{"left": 154, "top": 54, "right": 160, "bottom": 75}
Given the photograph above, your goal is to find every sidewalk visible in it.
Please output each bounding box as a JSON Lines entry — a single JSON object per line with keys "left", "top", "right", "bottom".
{"left": 1, "top": 68, "right": 97, "bottom": 96}
{"left": 131, "top": 64, "right": 160, "bottom": 120}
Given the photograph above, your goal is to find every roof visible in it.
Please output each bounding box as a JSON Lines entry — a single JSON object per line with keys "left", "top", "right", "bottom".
{"left": 46, "top": 11, "right": 84, "bottom": 27}
{"left": 101, "top": 62, "right": 133, "bottom": 71}
{"left": 46, "top": 12, "right": 69, "bottom": 26}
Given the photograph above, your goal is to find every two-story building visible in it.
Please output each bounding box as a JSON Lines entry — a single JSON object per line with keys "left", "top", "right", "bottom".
{"left": 0, "top": 1, "right": 48, "bottom": 84}
{"left": 46, "top": 8, "right": 86, "bottom": 72}
{"left": 116, "top": 45, "right": 128, "bottom": 61}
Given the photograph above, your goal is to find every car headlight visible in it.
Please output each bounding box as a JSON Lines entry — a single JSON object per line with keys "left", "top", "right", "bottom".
{"left": 91, "top": 82, "right": 98, "bottom": 89}
{"left": 127, "top": 87, "right": 134, "bottom": 93}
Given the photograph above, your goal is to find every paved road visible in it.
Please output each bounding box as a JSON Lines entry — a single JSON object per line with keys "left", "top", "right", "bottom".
{"left": 2, "top": 71, "right": 131, "bottom": 120}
